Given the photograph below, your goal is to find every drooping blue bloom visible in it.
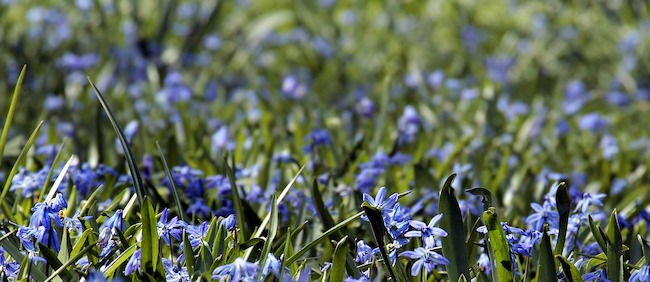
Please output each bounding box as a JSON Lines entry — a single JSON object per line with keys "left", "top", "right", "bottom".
{"left": 630, "top": 264, "right": 650, "bottom": 282}
{"left": 582, "top": 268, "right": 611, "bottom": 282}
{"left": 211, "top": 258, "right": 260, "bottom": 281}
{"left": 405, "top": 214, "right": 448, "bottom": 248}
{"left": 355, "top": 240, "right": 376, "bottom": 264}
{"left": 124, "top": 249, "right": 142, "bottom": 276}
{"left": 48, "top": 193, "right": 68, "bottom": 211}
{"left": 399, "top": 247, "right": 450, "bottom": 276}
{"left": 261, "top": 253, "right": 291, "bottom": 282}
{"left": 187, "top": 222, "right": 209, "bottom": 249}
{"left": 221, "top": 214, "right": 236, "bottom": 231}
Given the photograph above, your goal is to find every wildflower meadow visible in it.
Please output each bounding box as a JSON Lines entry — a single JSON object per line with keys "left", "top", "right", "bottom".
{"left": 2, "top": 0, "right": 650, "bottom": 281}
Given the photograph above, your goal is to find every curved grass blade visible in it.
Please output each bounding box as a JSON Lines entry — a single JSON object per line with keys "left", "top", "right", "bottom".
{"left": 0, "top": 120, "right": 44, "bottom": 224}
{"left": 606, "top": 209, "right": 623, "bottom": 282}
{"left": 0, "top": 64, "right": 26, "bottom": 167}
{"left": 88, "top": 78, "right": 146, "bottom": 205}
{"left": 183, "top": 230, "right": 195, "bottom": 275}
{"left": 45, "top": 242, "right": 95, "bottom": 282}
{"left": 331, "top": 236, "right": 349, "bottom": 282}
{"left": 467, "top": 187, "right": 496, "bottom": 211}
{"left": 361, "top": 203, "right": 399, "bottom": 282}
{"left": 438, "top": 174, "right": 471, "bottom": 281}
{"left": 555, "top": 182, "right": 571, "bottom": 256}
{"left": 556, "top": 255, "right": 584, "bottom": 282}
{"left": 483, "top": 207, "right": 514, "bottom": 282}
{"left": 102, "top": 244, "right": 138, "bottom": 277}
{"left": 537, "top": 225, "right": 557, "bottom": 282}
{"left": 286, "top": 211, "right": 364, "bottom": 265}
{"left": 156, "top": 141, "right": 186, "bottom": 222}
{"left": 588, "top": 215, "right": 608, "bottom": 253}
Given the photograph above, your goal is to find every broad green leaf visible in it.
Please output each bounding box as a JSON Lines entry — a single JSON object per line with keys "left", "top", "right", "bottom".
{"left": 331, "top": 236, "right": 349, "bottom": 282}
{"left": 556, "top": 255, "right": 584, "bottom": 282}
{"left": 361, "top": 203, "right": 399, "bottom": 282}
{"left": 483, "top": 207, "right": 514, "bottom": 282}
{"left": 438, "top": 173, "right": 471, "bottom": 282}
{"left": 606, "top": 209, "right": 623, "bottom": 282}
{"left": 141, "top": 197, "right": 162, "bottom": 276}
{"left": 0, "top": 64, "right": 26, "bottom": 168}
{"left": 157, "top": 141, "right": 187, "bottom": 222}
{"left": 286, "top": 211, "right": 364, "bottom": 265}
{"left": 555, "top": 182, "right": 571, "bottom": 256}
{"left": 88, "top": 78, "right": 146, "bottom": 205}
{"left": 536, "top": 226, "right": 557, "bottom": 282}
{"left": 183, "top": 230, "right": 196, "bottom": 275}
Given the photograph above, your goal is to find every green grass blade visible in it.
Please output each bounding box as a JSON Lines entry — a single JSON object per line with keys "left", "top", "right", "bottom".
{"left": 102, "top": 244, "right": 137, "bottom": 277}
{"left": 38, "top": 243, "right": 75, "bottom": 281}
{"left": 286, "top": 211, "right": 364, "bottom": 265}
{"left": 638, "top": 234, "right": 650, "bottom": 262}
{"left": 555, "top": 182, "right": 571, "bottom": 256}
{"left": 156, "top": 141, "right": 186, "bottom": 222}
{"left": 606, "top": 209, "right": 623, "bottom": 282}
{"left": 438, "top": 173, "right": 471, "bottom": 281}
{"left": 38, "top": 140, "right": 67, "bottom": 203}
{"left": 141, "top": 196, "right": 162, "bottom": 276}
{"left": 361, "top": 203, "right": 399, "bottom": 282}
{"left": 483, "top": 207, "right": 514, "bottom": 282}
{"left": 0, "top": 120, "right": 44, "bottom": 223}
{"left": 536, "top": 226, "right": 557, "bottom": 282}
{"left": 88, "top": 78, "right": 146, "bottom": 205}
{"left": 588, "top": 215, "right": 608, "bottom": 252}
{"left": 331, "top": 236, "right": 349, "bottom": 282}
{"left": 45, "top": 242, "right": 95, "bottom": 282}
{"left": 223, "top": 153, "right": 247, "bottom": 241}
{"left": 556, "top": 255, "right": 584, "bottom": 282}
{"left": 44, "top": 155, "right": 75, "bottom": 203}
{"left": 0, "top": 64, "right": 26, "bottom": 168}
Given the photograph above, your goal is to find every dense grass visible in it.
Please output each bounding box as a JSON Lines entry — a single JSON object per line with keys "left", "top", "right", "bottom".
{"left": 1, "top": 0, "right": 650, "bottom": 281}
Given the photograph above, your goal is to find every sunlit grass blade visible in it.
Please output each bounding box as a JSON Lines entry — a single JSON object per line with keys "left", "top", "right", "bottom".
{"left": 157, "top": 141, "right": 186, "bottom": 222}
{"left": 331, "top": 236, "right": 349, "bottom": 282}
{"left": 141, "top": 197, "right": 163, "bottom": 277}
{"left": 555, "top": 182, "right": 571, "bottom": 256}
{"left": 536, "top": 225, "right": 557, "bottom": 282}
{"left": 556, "top": 255, "right": 584, "bottom": 282}
{"left": 44, "top": 155, "right": 75, "bottom": 202}
{"left": 286, "top": 211, "right": 364, "bottom": 265}
{"left": 361, "top": 203, "right": 399, "bottom": 282}
{"left": 102, "top": 244, "right": 138, "bottom": 277}
{"left": 0, "top": 120, "right": 44, "bottom": 224}
{"left": 483, "top": 207, "right": 514, "bottom": 282}
{"left": 606, "top": 209, "right": 623, "bottom": 282}
{"left": 88, "top": 77, "right": 146, "bottom": 205}
{"left": 38, "top": 139, "right": 67, "bottom": 203}
{"left": 258, "top": 194, "right": 278, "bottom": 271}
{"left": 438, "top": 173, "right": 471, "bottom": 281}
{"left": 0, "top": 64, "right": 26, "bottom": 168}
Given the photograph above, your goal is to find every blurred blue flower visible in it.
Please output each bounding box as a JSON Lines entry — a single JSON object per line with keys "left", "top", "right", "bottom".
{"left": 57, "top": 52, "right": 99, "bottom": 71}
{"left": 600, "top": 134, "right": 619, "bottom": 160}
{"left": 485, "top": 56, "right": 515, "bottom": 84}
{"left": 427, "top": 71, "right": 445, "bottom": 89}
{"left": 303, "top": 129, "right": 332, "bottom": 153}
{"left": 211, "top": 126, "right": 233, "bottom": 156}
{"left": 578, "top": 113, "right": 608, "bottom": 133}
{"left": 399, "top": 247, "right": 450, "bottom": 276}
{"left": 356, "top": 97, "right": 376, "bottom": 118}
{"left": 397, "top": 106, "right": 420, "bottom": 145}
{"left": 43, "top": 95, "right": 65, "bottom": 111}
{"left": 282, "top": 75, "right": 308, "bottom": 99}
{"left": 211, "top": 258, "right": 260, "bottom": 281}
{"left": 187, "top": 198, "right": 211, "bottom": 217}
{"left": 461, "top": 25, "right": 482, "bottom": 53}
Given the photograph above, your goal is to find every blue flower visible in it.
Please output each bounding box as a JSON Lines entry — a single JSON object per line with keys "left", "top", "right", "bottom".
{"left": 526, "top": 202, "right": 559, "bottom": 231}
{"left": 362, "top": 187, "right": 399, "bottom": 224}
{"left": 124, "top": 249, "right": 142, "bottom": 276}
{"left": 582, "top": 268, "right": 611, "bottom": 282}
{"left": 211, "top": 258, "right": 260, "bottom": 281}
{"left": 405, "top": 214, "right": 447, "bottom": 248}
{"left": 187, "top": 222, "right": 209, "bottom": 249}
{"left": 355, "top": 240, "right": 376, "bottom": 264}
{"left": 630, "top": 264, "right": 650, "bottom": 282}
{"left": 221, "top": 214, "right": 236, "bottom": 231}
{"left": 162, "top": 258, "right": 189, "bottom": 282}
{"left": 578, "top": 113, "right": 608, "bottom": 133}
{"left": 0, "top": 247, "right": 19, "bottom": 279}
{"left": 574, "top": 193, "right": 606, "bottom": 214}
{"left": 477, "top": 253, "right": 491, "bottom": 274}
{"left": 303, "top": 129, "right": 332, "bottom": 153}
{"left": 397, "top": 106, "right": 420, "bottom": 145}
{"left": 399, "top": 247, "right": 450, "bottom": 276}
{"left": 157, "top": 208, "right": 187, "bottom": 245}
{"left": 261, "top": 253, "right": 291, "bottom": 282}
